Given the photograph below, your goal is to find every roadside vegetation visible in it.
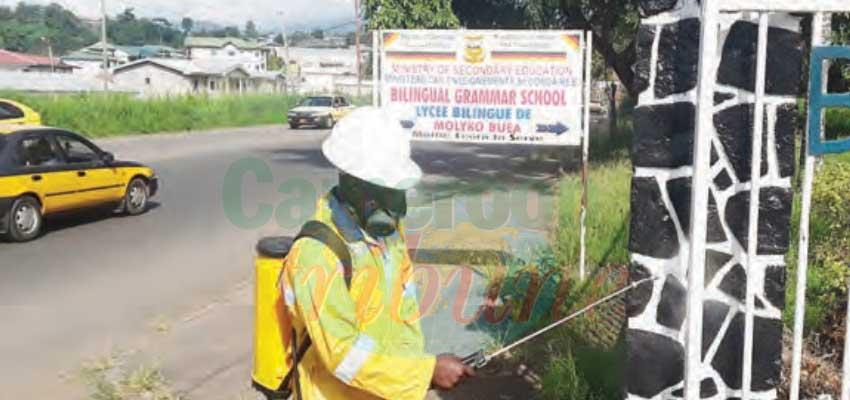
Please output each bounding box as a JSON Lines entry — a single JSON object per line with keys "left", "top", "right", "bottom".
{"left": 488, "top": 101, "right": 850, "bottom": 398}
{"left": 555, "top": 135, "right": 632, "bottom": 270}
{"left": 0, "top": 92, "right": 299, "bottom": 137}
{"left": 79, "top": 354, "right": 182, "bottom": 400}
{"left": 478, "top": 117, "right": 633, "bottom": 399}
{"left": 539, "top": 121, "right": 633, "bottom": 400}
{"left": 785, "top": 150, "right": 850, "bottom": 338}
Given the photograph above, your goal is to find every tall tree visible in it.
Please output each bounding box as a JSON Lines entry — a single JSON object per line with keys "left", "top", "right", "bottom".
{"left": 363, "top": 0, "right": 459, "bottom": 29}
{"left": 117, "top": 7, "right": 136, "bottom": 23}
{"left": 245, "top": 20, "right": 258, "bottom": 38}
{"left": 0, "top": 2, "right": 97, "bottom": 55}
{"left": 181, "top": 17, "right": 194, "bottom": 34}
{"left": 452, "top": 0, "right": 640, "bottom": 96}
{"left": 107, "top": 8, "right": 184, "bottom": 47}
{"left": 223, "top": 26, "right": 240, "bottom": 37}
{"left": 452, "top": 0, "right": 526, "bottom": 28}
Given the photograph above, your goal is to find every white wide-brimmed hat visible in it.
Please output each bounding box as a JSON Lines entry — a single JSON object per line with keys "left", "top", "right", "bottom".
{"left": 322, "top": 106, "right": 422, "bottom": 190}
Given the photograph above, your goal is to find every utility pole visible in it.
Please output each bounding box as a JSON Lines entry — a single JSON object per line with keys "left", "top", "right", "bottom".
{"left": 100, "top": 0, "right": 109, "bottom": 91}
{"left": 278, "top": 11, "right": 291, "bottom": 94}
{"left": 41, "top": 37, "right": 54, "bottom": 73}
{"left": 354, "top": 0, "right": 362, "bottom": 98}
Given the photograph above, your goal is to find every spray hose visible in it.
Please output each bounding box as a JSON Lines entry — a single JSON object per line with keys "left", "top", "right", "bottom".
{"left": 461, "top": 275, "right": 659, "bottom": 369}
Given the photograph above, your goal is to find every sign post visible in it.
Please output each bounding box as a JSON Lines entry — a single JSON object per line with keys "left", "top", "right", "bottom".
{"left": 378, "top": 29, "right": 588, "bottom": 147}
{"left": 579, "top": 32, "right": 592, "bottom": 281}
{"left": 375, "top": 29, "right": 593, "bottom": 280}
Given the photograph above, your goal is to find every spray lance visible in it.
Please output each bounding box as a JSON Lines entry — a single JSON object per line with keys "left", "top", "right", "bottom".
{"left": 460, "top": 276, "right": 659, "bottom": 368}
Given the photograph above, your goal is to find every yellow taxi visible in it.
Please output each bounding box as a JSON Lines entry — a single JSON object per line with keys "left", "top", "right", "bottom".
{"left": 0, "top": 125, "right": 158, "bottom": 242}
{"left": 0, "top": 99, "right": 42, "bottom": 126}
{"left": 286, "top": 95, "right": 355, "bottom": 129}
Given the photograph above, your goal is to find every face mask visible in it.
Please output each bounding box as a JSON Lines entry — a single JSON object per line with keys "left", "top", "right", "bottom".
{"left": 337, "top": 174, "right": 407, "bottom": 238}
{"left": 364, "top": 209, "right": 399, "bottom": 238}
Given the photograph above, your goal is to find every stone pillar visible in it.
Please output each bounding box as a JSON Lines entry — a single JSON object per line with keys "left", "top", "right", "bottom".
{"left": 626, "top": 1, "right": 803, "bottom": 398}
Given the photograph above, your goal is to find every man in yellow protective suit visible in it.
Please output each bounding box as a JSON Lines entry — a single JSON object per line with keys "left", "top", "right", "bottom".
{"left": 279, "top": 107, "right": 475, "bottom": 399}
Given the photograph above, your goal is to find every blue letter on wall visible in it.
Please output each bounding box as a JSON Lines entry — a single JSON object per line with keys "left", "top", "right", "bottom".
{"left": 809, "top": 46, "right": 850, "bottom": 155}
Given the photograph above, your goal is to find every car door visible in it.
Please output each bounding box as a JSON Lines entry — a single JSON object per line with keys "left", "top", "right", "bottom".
{"left": 337, "top": 96, "right": 354, "bottom": 119}
{"left": 52, "top": 131, "right": 123, "bottom": 206}
{"left": 331, "top": 97, "right": 346, "bottom": 120}
{"left": 329, "top": 97, "right": 339, "bottom": 120}
{"left": 14, "top": 132, "right": 82, "bottom": 213}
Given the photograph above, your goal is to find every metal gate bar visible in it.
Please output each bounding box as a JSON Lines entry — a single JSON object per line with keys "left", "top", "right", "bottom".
{"left": 741, "top": 12, "right": 770, "bottom": 400}
{"left": 683, "top": 0, "right": 721, "bottom": 397}
{"left": 788, "top": 14, "right": 824, "bottom": 400}
{"left": 689, "top": 2, "right": 850, "bottom": 399}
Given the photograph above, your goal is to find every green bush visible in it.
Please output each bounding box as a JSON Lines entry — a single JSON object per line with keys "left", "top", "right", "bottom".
{"left": 786, "top": 153, "right": 850, "bottom": 332}
{"left": 0, "top": 92, "right": 299, "bottom": 138}
{"left": 825, "top": 109, "right": 850, "bottom": 140}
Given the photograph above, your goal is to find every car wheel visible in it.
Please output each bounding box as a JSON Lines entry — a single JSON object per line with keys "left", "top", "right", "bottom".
{"left": 7, "top": 196, "right": 41, "bottom": 242}
{"left": 124, "top": 178, "right": 149, "bottom": 216}
{"left": 289, "top": 122, "right": 299, "bottom": 130}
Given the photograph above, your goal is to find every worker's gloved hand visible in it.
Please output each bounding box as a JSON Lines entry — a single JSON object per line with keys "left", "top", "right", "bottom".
{"left": 431, "top": 354, "right": 476, "bottom": 390}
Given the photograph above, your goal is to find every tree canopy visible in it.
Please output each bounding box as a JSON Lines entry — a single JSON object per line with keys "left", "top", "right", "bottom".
{"left": 452, "top": 0, "right": 640, "bottom": 95}
{"left": 0, "top": 3, "right": 282, "bottom": 55}
{"left": 830, "top": 14, "right": 850, "bottom": 91}
{"left": 107, "top": 8, "right": 185, "bottom": 47}
{"left": 0, "top": 2, "right": 97, "bottom": 55}
{"left": 363, "top": 0, "right": 459, "bottom": 30}
{"left": 363, "top": 0, "right": 638, "bottom": 93}
{"left": 245, "top": 20, "right": 259, "bottom": 38}
{"left": 181, "top": 17, "right": 194, "bottom": 34}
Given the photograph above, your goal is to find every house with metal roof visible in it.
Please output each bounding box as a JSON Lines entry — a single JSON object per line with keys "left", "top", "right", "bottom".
{"left": 184, "top": 36, "right": 271, "bottom": 72}
{"left": 62, "top": 41, "right": 185, "bottom": 78}
{"left": 111, "top": 58, "right": 285, "bottom": 97}
{"left": 0, "top": 49, "right": 76, "bottom": 73}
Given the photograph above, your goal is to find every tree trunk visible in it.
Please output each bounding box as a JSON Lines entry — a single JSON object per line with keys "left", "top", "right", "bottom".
{"left": 608, "top": 82, "right": 618, "bottom": 137}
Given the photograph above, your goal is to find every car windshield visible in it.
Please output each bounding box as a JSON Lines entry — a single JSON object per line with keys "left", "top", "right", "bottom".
{"left": 299, "top": 97, "right": 332, "bottom": 107}
{"left": 0, "top": 136, "right": 5, "bottom": 152}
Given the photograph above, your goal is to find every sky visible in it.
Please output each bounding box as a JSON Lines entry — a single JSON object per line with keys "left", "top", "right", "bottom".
{"left": 0, "top": 0, "right": 356, "bottom": 32}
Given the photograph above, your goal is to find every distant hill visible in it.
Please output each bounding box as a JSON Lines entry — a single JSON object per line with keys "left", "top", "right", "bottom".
{"left": 0, "top": 3, "right": 97, "bottom": 56}
{"left": 0, "top": 2, "right": 278, "bottom": 56}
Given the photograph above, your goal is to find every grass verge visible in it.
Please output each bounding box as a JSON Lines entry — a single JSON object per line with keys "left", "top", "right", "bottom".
{"left": 554, "top": 134, "right": 632, "bottom": 272}
{"left": 479, "top": 126, "right": 633, "bottom": 399}
{"left": 0, "top": 92, "right": 300, "bottom": 138}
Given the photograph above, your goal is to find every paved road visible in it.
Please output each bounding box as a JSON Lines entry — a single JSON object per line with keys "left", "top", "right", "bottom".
{"left": 0, "top": 125, "right": 565, "bottom": 399}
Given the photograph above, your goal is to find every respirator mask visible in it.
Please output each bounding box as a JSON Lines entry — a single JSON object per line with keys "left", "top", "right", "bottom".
{"left": 337, "top": 173, "right": 407, "bottom": 238}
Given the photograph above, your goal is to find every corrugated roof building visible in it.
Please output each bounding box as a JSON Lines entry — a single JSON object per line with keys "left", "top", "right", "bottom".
{"left": 184, "top": 36, "right": 271, "bottom": 72}
{"left": 0, "top": 49, "right": 76, "bottom": 73}
{"left": 110, "top": 58, "right": 285, "bottom": 97}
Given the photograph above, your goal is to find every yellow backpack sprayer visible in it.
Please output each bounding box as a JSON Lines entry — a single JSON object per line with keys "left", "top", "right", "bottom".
{"left": 252, "top": 221, "right": 352, "bottom": 400}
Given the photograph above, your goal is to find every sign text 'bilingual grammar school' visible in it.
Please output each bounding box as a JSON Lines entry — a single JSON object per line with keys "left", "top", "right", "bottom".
{"left": 379, "top": 30, "right": 587, "bottom": 146}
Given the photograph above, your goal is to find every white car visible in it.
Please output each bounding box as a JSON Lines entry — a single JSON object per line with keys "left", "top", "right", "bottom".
{"left": 287, "top": 95, "right": 355, "bottom": 129}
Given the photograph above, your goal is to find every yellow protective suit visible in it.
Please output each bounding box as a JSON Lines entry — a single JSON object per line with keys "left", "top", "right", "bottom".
{"left": 279, "top": 192, "right": 436, "bottom": 400}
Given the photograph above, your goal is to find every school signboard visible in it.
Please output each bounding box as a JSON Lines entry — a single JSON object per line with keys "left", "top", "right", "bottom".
{"left": 378, "top": 30, "right": 589, "bottom": 146}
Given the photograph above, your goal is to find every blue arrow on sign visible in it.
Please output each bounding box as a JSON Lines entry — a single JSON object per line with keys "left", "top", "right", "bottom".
{"left": 536, "top": 122, "right": 569, "bottom": 135}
